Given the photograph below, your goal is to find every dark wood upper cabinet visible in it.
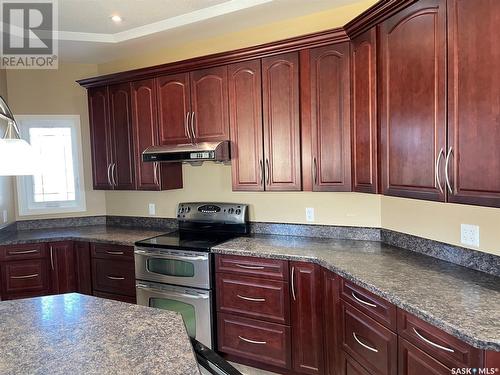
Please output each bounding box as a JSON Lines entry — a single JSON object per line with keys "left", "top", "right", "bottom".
{"left": 228, "top": 60, "right": 264, "bottom": 191}
{"left": 190, "top": 66, "right": 230, "bottom": 142}
{"left": 351, "top": 28, "right": 378, "bottom": 194}
{"left": 49, "top": 241, "right": 76, "bottom": 295}
{"left": 108, "top": 83, "right": 135, "bottom": 190}
{"left": 307, "top": 43, "right": 351, "bottom": 192}
{"left": 290, "top": 261, "right": 325, "bottom": 375}
{"left": 157, "top": 73, "right": 192, "bottom": 145}
{"left": 446, "top": 0, "right": 500, "bottom": 208}
{"left": 88, "top": 86, "right": 112, "bottom": 190}
{"left": 379, "top": 0, "right": 447, "bottom": 202}
{"left": 131, "top": 79, "right": 183, "bottom": 191}
{"left": 262, "top": 52, "right": 301, "bottom": 191}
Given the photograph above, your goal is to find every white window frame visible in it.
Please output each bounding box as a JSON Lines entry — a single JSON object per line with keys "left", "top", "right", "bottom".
{"left": 16, "top": 115, "right": 86, "bottom": 216}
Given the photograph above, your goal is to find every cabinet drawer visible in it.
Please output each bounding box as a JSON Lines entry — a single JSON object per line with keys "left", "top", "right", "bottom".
{"left": 341, "top": 279, "right": 397, "bottom": 330}
{"left": 341, "top": 300, "right": 397, "bottom": 375}
{"left": 93, "top": 290, "right": 136, "bottom": 304}
{"left": 217, "top": 313, "right": 291, "bottom": 369}
{"left": 399, "top": 338, "right": 451, "bottom": 375}
{"left": 397, "top": 310, "right": 483, "bottom": 369}
{"left": 91, "top": 243, "right": 134, "bottom": 260}
{"left": 92, "top": 258, "right": 135, "bottom": 296}
{"left": 0, "top": 243, "right": 47, "bottom": 261}
{"left": 216, "top": 273, "right": 290, "bottom": 324}
{"left": 216, "top": 255, "right": 288, "bottom": 281}
{"left": 1, "top": 259, "right": 50, "bottom": 294}
{"left": 340, "top": 351, "right": 371, "bottom": 375}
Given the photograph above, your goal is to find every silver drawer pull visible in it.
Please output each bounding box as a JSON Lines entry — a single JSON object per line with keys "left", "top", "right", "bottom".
{"left": 351, "top": 292, "right": 377, "bottom": 308}
{"left": 107, "top": 275, "right": 125, "bottom": 280}
{"left": 8, "top": 249, "right": 39, "bottom": 255}
{"left": 353, "top": 332, "right": 378, "bottom": 353}
{"left": 105, "top": 251, "right": 124, "bottom": 255}
{"left": 237, "top": 294, "right": 266, "bottom": 302}
{"left": 235, "top": 264, "right": 265, "bottom": 270}
{"left": 11, "top": 273, "right": 39, "bottom": 279}
{"left": 412, "top": 328, "right": 455, "bottom": 353}
{"left": 238, "top": 336, "right": 267, "bottom": 345}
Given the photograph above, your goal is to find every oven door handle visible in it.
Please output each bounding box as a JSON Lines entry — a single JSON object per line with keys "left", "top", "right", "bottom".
{"left": 136, "top": 284, "right": 210, "bottom": 299}
{"left": 135, "top": 249, "right": 208, "bottom": 262}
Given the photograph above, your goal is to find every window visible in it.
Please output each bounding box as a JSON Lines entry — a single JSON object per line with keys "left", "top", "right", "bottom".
{"left": 16, "top": 115, "right": 86, "bottom": 216}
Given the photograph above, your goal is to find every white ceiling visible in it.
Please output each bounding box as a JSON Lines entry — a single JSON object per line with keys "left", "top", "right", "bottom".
{"left": 53, "top": 0, "right": 363, "bottom": 64}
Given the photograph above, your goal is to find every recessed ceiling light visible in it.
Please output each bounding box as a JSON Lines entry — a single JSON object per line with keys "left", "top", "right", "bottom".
{"left": 111, "top": 15, "right": 122, "bottom": 23}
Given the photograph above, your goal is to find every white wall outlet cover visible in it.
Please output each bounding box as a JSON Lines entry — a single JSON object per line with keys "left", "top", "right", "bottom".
{"left": 460, "top": 224, "right": 480, "bottom": 247}
{"left": 148, "top": 203, "right": 156, "bottom": 216}
{"left": 305, "top": 207, "right": 315, "bottom": 222}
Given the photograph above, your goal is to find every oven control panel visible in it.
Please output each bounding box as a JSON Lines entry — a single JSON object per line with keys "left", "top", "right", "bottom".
{"left": 177, "top": 202, "right": 248, "bottom": 224}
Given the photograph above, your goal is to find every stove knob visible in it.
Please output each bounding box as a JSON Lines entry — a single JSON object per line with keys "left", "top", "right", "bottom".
{"left": 235, "top": 209, "right": 241, "bottom": 215}
{"left": 180, "top": 208, "right": 185, "bottom": 213}
{"left": 186, "top": 207, "right": 191, "bottom": 213}
{"left": 228, "top": 208, "right": 234, "bottom": 214}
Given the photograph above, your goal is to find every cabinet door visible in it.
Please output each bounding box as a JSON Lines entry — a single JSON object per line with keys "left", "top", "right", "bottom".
{"left": 309, "top": 43, "right": 351, "bottom": 191}
{"left": 157, "top": 73, "right": 192, "bottom": 145}
{"left": 399, "top": 339, "right": 451, "bottom": 375}
{"left": 190, "top": 66, "right": 230, "bottom": 142}
{"left": 447, "top": 0, "right": 500, "bottom": 208}
{"left": 351, "top": 28, "right": 378, "bottom": 193}
{"left": 262, "top": 52, "right": 301, "bottom": 191}
{"left": 228, "top": 60, "right": 264, "bottom": 191}
{"left": 379, "top": 0, "right": 447, "bottom": 201}
{"left": 88, "top": 86, "right": 112, "bottom": 190}
{"left": 290, "top": 262, "right": 324, "bottom": 374}
{"left": 323, "top": 270, "right": 341, "bottom": 375}
{"left": 108, "top": 83, "right": 135, "bottom": 190}
{"left": 1, "top": 259, "right": 50, "bottom": 297}
{"left": 74, "top": 242, "right": 92, "bottom": 295}
{"left": 49, "top": 241, "right": 76, "bottom": 294}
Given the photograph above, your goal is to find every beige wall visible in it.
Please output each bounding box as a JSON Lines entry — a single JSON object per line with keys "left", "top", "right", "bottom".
{"left": 6, "top": 63, "right": 106, "bottom": 220}
{"left": 0, "top": 69, "right": 15, "bottom": 227}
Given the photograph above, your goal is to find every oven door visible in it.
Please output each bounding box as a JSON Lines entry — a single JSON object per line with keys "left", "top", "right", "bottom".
{"left": 136, "top": 280, "right": 213, "bottom": 348}
{"left": 135, "top": 247, "right": 210, "bottom": 289}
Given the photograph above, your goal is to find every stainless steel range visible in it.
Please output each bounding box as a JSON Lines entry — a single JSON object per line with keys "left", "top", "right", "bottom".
{"left": 134, "top": 202, "right": 249, "bottom": 350}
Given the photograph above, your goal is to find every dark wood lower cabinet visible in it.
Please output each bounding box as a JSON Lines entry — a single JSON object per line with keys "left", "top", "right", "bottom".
{"left": 341, "top": 351, "right": 371, "bottom": 375}
{"left": 74, "top": 242, "right": 92, "bottom": 295}
{"left": 49, "top": 241, "right": 76, "bottom": 294}
{"left": 399, "top": 339, "right": 451, "bottom": 375}
{"left": 323, "top": 270, "right": 341, "bottom": 375}
{"left": 1, "top": 259, "right": 50, "bottom": 296}
{"left": 91, "top": 258, "right": 136, "bottom": 297}
{"left": 93, "top": 290, "right": 136, "bottom": 304}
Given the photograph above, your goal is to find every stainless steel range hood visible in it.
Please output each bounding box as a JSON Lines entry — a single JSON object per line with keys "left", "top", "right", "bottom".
{"left": 142, "top": 141, "right": 230, "bottom": 164}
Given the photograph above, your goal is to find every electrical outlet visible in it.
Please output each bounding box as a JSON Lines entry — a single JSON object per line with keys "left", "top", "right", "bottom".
{"left": 2, "top": 210, "right": 7, "bottom": 223}
{"left": 461, "top": 224, "right": 479, "bottom": 247}
{"left": 305, "top": 207, "right": 315, "bottom": 222}
{"left": 148, "top": 203, "right": 156, "bottom": 216}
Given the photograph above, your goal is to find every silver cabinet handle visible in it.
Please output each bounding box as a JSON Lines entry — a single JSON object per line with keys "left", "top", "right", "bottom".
{"left": 153, "top": 162, "right": 159, "bottom": 185}
{"left": 190, "top": 111, "right": 196, "bottom": 141}
{"left": 238, "top": 336, "right": 267, "bottom": 345}
{"left": 105, "top": 251, "right": 124, "bottom": 255}
{"left": 49, "top": 245, "right": 55, "bottom": 271}
{"left": 435, "top": 148, "right": 444, "bottom": 194}
{"left": 412, "top": 328, "right": 455, "bottom": 353}
{"left": 353, "top": 332, "right": 378, "bottom": 353}
{"left": 291, "top": 266, "right": 296, "bottom": 301}
{"left": 107, "top": 275, "right": 125, "bottom": 280}
{"left": 237, "top": 294, "right": 266, "bottom": 302}
{"left": 313, "top": 157, "right": 318, "bottom": 185}
{"left": 265, "top": 159, "right": 270, "bottom": 186}
{"left": 11, "top": 273, "right": 39, "bottom": 279}
{"left": 259, "top": 160, "right": 263, "bottom": 186}
{"left": 235, "top": 264, "right": 264, "bottom": 270}
{"left": 444, "top": 147, "right": 453, "bottom": 194}
{"left": 107, "top": 163, "right": 112, "bottom": 186}
{"left": 111, "top": 163, "right": 117, "bottom": 187}
{"left": 351, "top": 292, "right": 377, "bottom": 308}
{"left": 185, "top": 112, "right": 191, "bottom": 141}
{"left": 8, "top": 249, "right": 38, "bottom": 255}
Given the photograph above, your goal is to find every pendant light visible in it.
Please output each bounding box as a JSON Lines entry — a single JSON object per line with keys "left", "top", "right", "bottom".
{"left": 0, "top": 96, "right": 38, "bottom": 176}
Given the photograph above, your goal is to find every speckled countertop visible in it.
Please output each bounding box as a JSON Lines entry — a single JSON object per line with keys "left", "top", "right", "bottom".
{"left": 212, "top": 235, "right": 500, "bottom": 351}
{"left": 0, "top": 225, "right": 165, "bottom": 246}
{"left": 0, "top": 293, "right": 200, "bottom": 375}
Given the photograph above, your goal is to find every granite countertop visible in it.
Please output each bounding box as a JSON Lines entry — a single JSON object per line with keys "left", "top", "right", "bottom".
{"left": 0, "top": 293, "right": 200, "bottom": 375}
{"left": 212, "top": 235, "right": 500, "bottom": 351}
{"left": 0, "top": 225, "right": 166, "bottom": 246}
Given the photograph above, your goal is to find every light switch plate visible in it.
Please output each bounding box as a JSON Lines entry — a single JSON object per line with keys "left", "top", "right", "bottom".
{"left": 461, "top": 224, "right": 479, "bottom": 247}
{"left": 305, "top": 207, "right": 315, "bottom": 222}
{"left": 148, "top": 203, "right": 156, "bottom": 216}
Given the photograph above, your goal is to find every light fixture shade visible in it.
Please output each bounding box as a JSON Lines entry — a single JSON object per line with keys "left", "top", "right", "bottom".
{"left": 0, "top": 138, "right": 39, "bottom": 176}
